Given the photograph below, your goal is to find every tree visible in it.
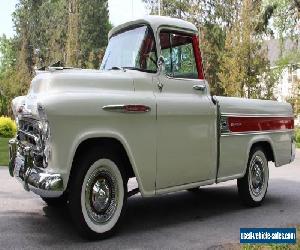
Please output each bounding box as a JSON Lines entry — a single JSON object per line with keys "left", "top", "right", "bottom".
{"left": 0, "top": 0, "right": 111, "bottom": 116}
{"left": 66, "top": 0, "right": 111, "bottom": 68}
{"left": 261, "top": 0, "right": 300, "bottom": 111}
{"left": 36, "top": 0, "right": 68, "bottom": 66}
{"left": 66, "top": 0, "right": 80, "bottom": 66}
{"left": 78, "top": 0, "right": 111, "bottom": 68}
{"left": 144, "top": 0, "right": 189, "bottom": 17}
{"left": 144, "top": 0, "right": 274, "bottom": 97}
{"left": 219, "top": 0, "right": 273, "bottom": 99}
{"left": 143, "top": 0, "right": 230, "bottom": 95}
{"left": 0, "top": 36, "right": 17, "bottom": 115}
{"left": 0, "top": 0, "right": 39, "bottom": 116}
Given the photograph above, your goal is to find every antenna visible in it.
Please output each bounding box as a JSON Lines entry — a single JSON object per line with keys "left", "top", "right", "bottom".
{"left": 158, "top": 0, "right": 160, "bottom": 15}
{"left": 132, "top": 0, "right": 134, "bottom": 18}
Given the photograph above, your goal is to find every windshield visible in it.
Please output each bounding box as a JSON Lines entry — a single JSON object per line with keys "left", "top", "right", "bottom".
{"left": 100, "top": 25, "right": 157, "bottom": 73}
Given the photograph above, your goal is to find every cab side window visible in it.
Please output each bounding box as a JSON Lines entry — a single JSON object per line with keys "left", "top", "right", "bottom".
{"left": 159, "top": 32, "right": 198, "bottom": 79}
{"left": 160, "top": 32, "right": 172, "bottom": 76}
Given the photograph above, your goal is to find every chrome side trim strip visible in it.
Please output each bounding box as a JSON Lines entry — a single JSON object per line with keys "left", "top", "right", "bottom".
{"left": 102, "top": 105, "right": 126, "bottom": 112}
{"left": 102, "top": 104, "right": 151, "bottom": 113}
{"left": 221, "top": 129, "right": 294, "bottom": 137}
{"left": 221, "top": 113, "right": 294, "bottom": 118}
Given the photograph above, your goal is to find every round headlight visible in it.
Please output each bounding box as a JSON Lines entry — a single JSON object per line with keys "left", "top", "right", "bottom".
{"left": 37, "top": 103, "right": 51, "bottom": 167}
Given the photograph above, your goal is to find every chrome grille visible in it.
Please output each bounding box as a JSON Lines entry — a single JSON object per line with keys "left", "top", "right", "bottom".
{"left": 17, "top": 118, "right": 42, "bottom": 150}
{"left": 17, "top": 118, "right": 46, "bottom": 168}
{"left": 18, "top": 119, "right": 40, "bottom": 135}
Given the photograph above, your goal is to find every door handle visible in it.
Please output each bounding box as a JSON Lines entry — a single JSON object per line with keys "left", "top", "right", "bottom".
{"left": 193, "top": 84, "right": 206, "bottom": 91}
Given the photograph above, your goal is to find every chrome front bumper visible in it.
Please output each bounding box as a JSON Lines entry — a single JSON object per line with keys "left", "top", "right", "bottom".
{"left": 8, "top": 138, "right": 64, "bottom": 198}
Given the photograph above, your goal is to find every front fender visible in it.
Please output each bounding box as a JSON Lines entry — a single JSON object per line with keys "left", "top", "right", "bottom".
{"left": 48, "top": 118, "right": 157, "bottom": 197}
{"left": 68, "top": 131, "right": 154, "bottom": 197}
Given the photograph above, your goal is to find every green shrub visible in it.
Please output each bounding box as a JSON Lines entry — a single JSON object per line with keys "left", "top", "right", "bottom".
{"left": 0, "top": 116, "right": 17, "bottom": 138}
{"left": 296, "top": 128, "right": 300, "bottom": 144}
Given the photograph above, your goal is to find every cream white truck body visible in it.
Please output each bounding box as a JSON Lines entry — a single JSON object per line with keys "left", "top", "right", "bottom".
{"left": 9, "top": 16, "right": 295, "bottom": 199}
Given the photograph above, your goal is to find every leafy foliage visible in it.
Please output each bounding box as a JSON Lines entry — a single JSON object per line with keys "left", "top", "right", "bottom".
{"left": 0, "top": 35, "right": 26, "bottom": 116}
{"left": 145, "top": 0, "right": 276, "bottom": 98}
{"left": 0, "top": 0, "right": 299, "bottom": 117}
{"left": 296, "top": 127, "right": 300, "bottom": 143}
{"left": 218, "top": 0, "right": 275, "bottom": 99}
{"left": 0, "top": 116, "right": 16, "bottom": 138}
{"left": 0, "top": 0, "right": 111, "bottom": 117}
{"left": 78, "top": 0, "right": 111, "bottom": 68}
{"left": 66, "top": 0, "right": 111, "bottom": 68}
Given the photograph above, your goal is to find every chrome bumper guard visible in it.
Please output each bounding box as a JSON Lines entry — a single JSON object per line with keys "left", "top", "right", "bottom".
{"left": 8, "top": 138, "right": 64, "bottom": 198}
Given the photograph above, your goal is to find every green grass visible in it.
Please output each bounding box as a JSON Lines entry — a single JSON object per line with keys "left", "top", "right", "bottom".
{"left": 0, "top": 137, "right": 10, "bottom": 166}
{"left": 296, "top": 127, "right": 300, "bottom": 148}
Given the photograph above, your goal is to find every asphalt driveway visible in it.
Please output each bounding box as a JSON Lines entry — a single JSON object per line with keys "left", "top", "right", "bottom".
{"left": 0, "top": 151, "right": 299, "bottom": 249}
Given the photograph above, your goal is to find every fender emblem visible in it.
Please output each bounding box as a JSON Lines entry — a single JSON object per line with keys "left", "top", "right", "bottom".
{"left": 230, "top": 122, "right": 242, "bottom": 127}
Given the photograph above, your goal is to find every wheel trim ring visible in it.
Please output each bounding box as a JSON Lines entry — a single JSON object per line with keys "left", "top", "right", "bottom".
{"left": 85, "top": 169, "right": 119, "bottom": 224}
{"left": 250, "top": 157, "right": 264, "bottom": 196}
{"left": 81, "top": 159, "right": 124, "bottom": 234}
{"left": 248, "top": 154, "right": 268, "bottom": 199}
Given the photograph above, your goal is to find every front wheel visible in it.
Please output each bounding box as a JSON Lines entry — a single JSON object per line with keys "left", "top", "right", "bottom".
{"left": 68, "top": 148, "right": 127, "bottom": 240}
{"left": 237, "top": 147, "right": 269, "bottom": 207}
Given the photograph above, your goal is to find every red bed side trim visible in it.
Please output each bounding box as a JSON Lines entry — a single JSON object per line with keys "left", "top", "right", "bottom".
{"left": 227, "top": 116, "right": 294, "bottom": 133}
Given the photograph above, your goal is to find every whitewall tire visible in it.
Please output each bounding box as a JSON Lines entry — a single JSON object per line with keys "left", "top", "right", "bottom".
{"left": 69, "top": 147, "right": 127, "bottom": 239}
{"left": 237, "top": 147, "right": 269, "bottom": 207}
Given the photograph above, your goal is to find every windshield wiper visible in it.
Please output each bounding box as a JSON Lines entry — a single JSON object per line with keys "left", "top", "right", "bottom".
{"left": 109, "top": 66, "right": 123, "bottom": 70}
{"left": 123, "top": 67, "right": 157, "bottom": 73}
{"left": 122, "top": 67, "right": 143, "bottom": 72}
{"left": 108, "top": 66, "right": 155, "bottom": 73}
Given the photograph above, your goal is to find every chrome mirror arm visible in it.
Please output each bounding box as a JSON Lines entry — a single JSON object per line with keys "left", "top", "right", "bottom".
{"left": 157, "top": 56, "right": 166, "bottom": 75}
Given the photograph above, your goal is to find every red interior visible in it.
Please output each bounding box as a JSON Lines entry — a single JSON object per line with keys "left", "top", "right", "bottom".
{"left": 159, "top": 32, "right": 205, "bottom": 79}
{"left": 139, "top": 35, "right": 156, "bottom": 69}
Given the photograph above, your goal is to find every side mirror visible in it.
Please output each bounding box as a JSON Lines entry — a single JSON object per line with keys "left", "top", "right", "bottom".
{"left": 157, "top": 56, "right": 165, "bottom": 74}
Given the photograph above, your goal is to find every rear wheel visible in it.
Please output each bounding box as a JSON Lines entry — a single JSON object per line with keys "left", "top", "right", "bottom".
{"left": 237, "top": 147, "right": 269, "bottom": 207}
{"left": 68, "top": 147, "right": 127, "bottom": 240}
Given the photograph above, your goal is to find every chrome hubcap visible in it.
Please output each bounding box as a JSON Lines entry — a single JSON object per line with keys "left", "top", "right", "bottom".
{"left": 85, "top": 169, "right": 118, "bottom": 224}
{"left": 91, "top": 178, "right": 111, "bottom": 212}
{"left": 249, "top": 155, "right": 265, "bottom": 197}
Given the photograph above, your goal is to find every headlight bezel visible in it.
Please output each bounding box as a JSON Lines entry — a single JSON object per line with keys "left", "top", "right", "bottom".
{"left": 37, "top": 103, "right": 51, "bottom": 168}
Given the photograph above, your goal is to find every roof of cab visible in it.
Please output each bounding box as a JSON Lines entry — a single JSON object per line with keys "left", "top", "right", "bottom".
{"left": 108, "top": 15, "right": 198, "bottom": 39}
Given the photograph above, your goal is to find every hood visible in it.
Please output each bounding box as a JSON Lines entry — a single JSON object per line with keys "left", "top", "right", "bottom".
{"left": 13, "top": 69, "right": 136, "bottom": 118}
{"left": 29, "top": 69, "right": 134, "bottom": 95}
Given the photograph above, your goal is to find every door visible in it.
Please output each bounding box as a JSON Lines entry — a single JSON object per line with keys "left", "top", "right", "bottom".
{"left": 155, "top": 31, "right": 217, "bottom": 190}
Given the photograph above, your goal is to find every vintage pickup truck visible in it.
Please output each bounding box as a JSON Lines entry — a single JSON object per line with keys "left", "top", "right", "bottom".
{"left": 9, "top": 16, "right": 295, "bottom": 239}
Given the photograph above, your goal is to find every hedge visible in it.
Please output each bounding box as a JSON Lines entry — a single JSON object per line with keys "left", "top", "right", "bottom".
{"left": 0, "top": 116, "right": 17, "bottom": 138}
